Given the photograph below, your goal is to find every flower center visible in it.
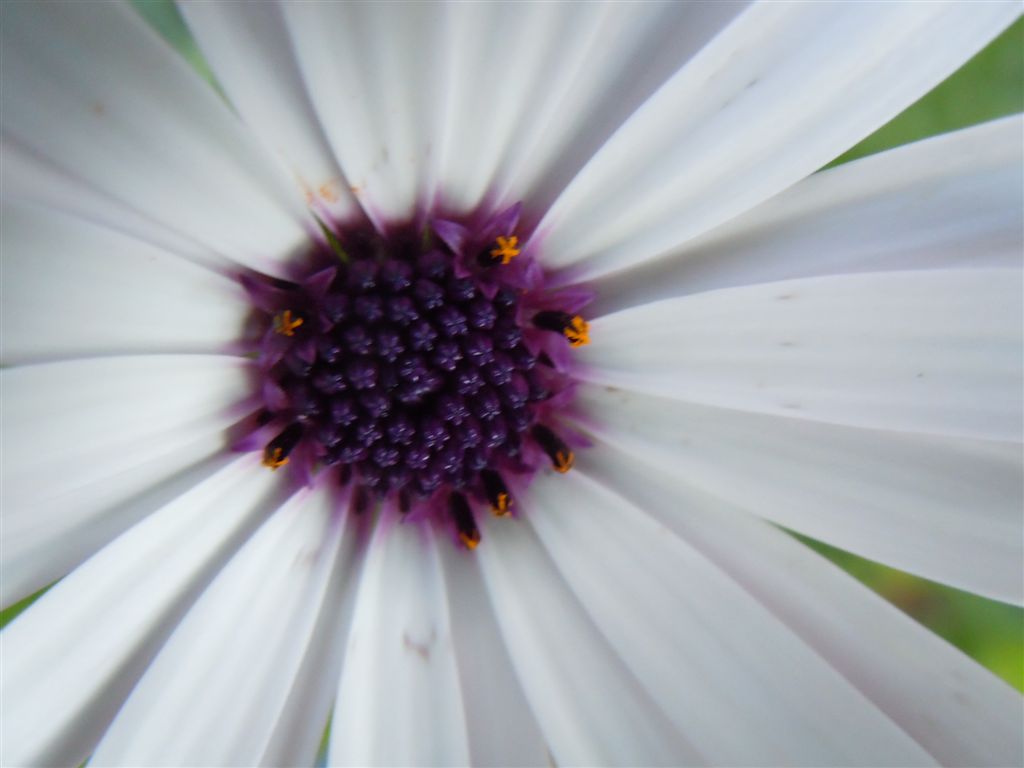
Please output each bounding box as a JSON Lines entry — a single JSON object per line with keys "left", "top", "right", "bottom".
{"left": 241, "top": 204, "right": 589, "bottom": 548}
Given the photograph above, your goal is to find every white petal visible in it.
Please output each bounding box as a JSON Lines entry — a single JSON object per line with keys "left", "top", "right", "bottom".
{"left": 439, "top": 542, "right": 548, "bottom": 767}
{"left": 492, "top": 2, "right": 747, "bottom": 215}
{"left": 432, "top": 2, "right": 743, "bottom": 215}
{"left": 523, "top": 470, "right": 935, "bottom": 767}
{"left": 578, "top": 441, "right": 1024, "bottom": 767}
{"left": 0, "top": 140, "right": 207, "bottom": 267}
{"left": 477, "top": 514, "right": 701, "bottom": 766}
{"left": 281, "top": 2, "right": 447, "bottom": 221}
{"left": 572, "top": 385, "right": 1023, "bottom": 604}
{"left": 179, "top": 2, "right": 362, "bottom": 221}
{"left": 1, "top": 201, "right": 247, "bottom": 365}
{"left": 259, "top": 515, "right": 368, "bottom": 768}
{"left": 537, "top": 3, "right": 1019, "bottom": 280}
{"left": 431, "top": 1, "right": 575, "bottom": 214}
{"left": 329, "top": 521, "right": 470, "bottom": 767}
{"left": 93, "top": 487, "right": 348, "bottom": 767}
{"left": 0, "top": 1, "right": 311, "bottom": 276}
{"left": 1, "top": 355, "right": 252, "bottom": 605}
{"left": 0, "top": 455, "right": 278, "bottom": 768}
{"left": 579, "top": 270, "right": 1023, "bottom": 442}
{"left": 591, "top": 117, "right": 1024, "bottom": 315}
{"left": 274, "top": 3, "right": 744, "bottom": 221}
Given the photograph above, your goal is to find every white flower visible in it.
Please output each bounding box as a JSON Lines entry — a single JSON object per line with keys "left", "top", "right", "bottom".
{"left": 2, "top": 2, "right": 1022, "bottom": 767}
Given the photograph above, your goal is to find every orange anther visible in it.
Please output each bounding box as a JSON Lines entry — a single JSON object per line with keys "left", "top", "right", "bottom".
{"left": 274, "top": 310, "right": 304, "bottom": 337}
{"left": 491, "top": 492, "right": 512, "bottom": 517}
{"left": 262, "top": 447, "right": 290, "bottom": 470}
{"left": 554, "top": 450, "right": 574, "bottom": 473}
{"left": 563, "top": 315, "right": 589, "bottom": 347}
{"left": 490, "top": 235, "right": 520, "bottom": 265}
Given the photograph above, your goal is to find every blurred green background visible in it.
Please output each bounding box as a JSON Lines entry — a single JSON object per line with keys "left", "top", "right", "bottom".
{"left": 2, "top": 4, "right": 1022, "bottom": 694}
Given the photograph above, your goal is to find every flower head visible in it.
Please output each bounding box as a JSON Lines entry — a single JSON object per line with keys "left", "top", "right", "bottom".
{"left": 1, "top": 2, "right": 1022, "bottom": 767}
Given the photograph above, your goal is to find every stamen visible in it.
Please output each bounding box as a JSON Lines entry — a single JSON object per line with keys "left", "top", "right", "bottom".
{"left": 273, "top": 309, "right": 304, "bottom": 337}
{"left": 489, "top": 235, "right": 520, "bottom": 265}
{"left": 532, "top": 310, "right": 590, "bottom": 347}
{"left": 481, "top": 469, "right": 513, "bottom": 516}
{"left": 563, "top": 315, "right": 590, "bottom": 347}
{"left": 262, "top": 423, "right": 304, "bottom": 470}
{"left": 532, "top": 424, "right": 574, "bottom": 473}
{"left": 263, "top": 447, "right": 289, "bottom": 469}
{"left": 450, "top": 492, "right": 481, "bottom": 550}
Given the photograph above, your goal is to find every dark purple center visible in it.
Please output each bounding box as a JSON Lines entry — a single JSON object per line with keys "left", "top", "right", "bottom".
{"left": 242, "top": 205, "right": 587, "bottom": 547}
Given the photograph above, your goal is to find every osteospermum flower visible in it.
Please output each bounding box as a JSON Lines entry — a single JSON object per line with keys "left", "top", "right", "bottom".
{"left": 2, "top": 1, "right": 1022, "bottom": 765}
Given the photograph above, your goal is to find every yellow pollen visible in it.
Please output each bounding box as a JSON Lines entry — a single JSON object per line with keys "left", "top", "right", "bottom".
{"left": 262, "top": 447, "right": 290, "bottom": 470}
{"left": 491, "top": 492, "right": 512, "bottom": 517}
{"left": 459, "top": 530, "right": 481, "bottom": 550}
{"left": 490, "top": 235, "right": 520, "bottom": 265}
{"left": 554, "top": 450, "right": 574, "bottom": 473}
{"left": 563, "top": 315, "right": 589, "bottom": 347}
{"left": 274, "top": 310, "right": 304, "bottom": 337}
